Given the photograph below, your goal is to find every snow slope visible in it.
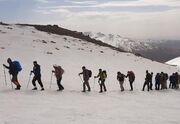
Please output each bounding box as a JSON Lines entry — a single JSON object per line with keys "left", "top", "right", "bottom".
{"left": 84, "top": 32, "right": 152, "bottom": 52}
{"left": 0, "top": 24, "right": 179, "bottom": 124}
{"left": 166, "top": 57, "right": 180, "bottom": 67}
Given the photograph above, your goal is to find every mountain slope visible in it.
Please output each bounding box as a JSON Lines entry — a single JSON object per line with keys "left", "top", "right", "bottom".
{"left": 0, "top": 24, "right": 179, "bottom": 124}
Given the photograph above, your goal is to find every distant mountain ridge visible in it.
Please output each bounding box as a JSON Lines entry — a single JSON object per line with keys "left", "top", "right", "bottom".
{"left": 83, "top": 32, "right": 180, "bottom": 63}
{"left": 83, "top": 32, "right": 153, "bottom": 52}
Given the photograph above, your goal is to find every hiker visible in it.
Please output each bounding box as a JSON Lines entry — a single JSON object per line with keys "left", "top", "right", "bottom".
{"left": 169, "top": 73, "right": 176, "bottom": 89}
{"left": 117, "top": 72, "right": 126, "bottom": 91}
{"left": 149, "top": 72, "right": 153, "bottom": 90}
{"left": 159, "top": 72, "right": 165, "bottom": 89}
{"left": 94, "top": 69, "right": 107, "bottom": 93}
{"left": 30, "top": 61, "right": 44, "bottom": 91}
{"left": 3, "top": 58, "right": 21, "bottom": 90}
{"left": 126, "top": 71, "right": 135, "bottom": 91}
{"left": 52, "top": 65, "right": 64, "bottom": 91}
{"left": 155, "top": 73, "right": 160, "bottom": 90}
{"left": 79, "top": 66, "right": 91, "bottom": 92}
{"left": 175, "top": 72, "right": 179, "bottom": 89}
{"left": 142, "top": 70, "right": 151, "bottom": 91}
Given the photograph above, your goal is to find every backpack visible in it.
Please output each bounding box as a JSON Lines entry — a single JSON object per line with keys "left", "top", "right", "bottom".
{"left": 61, "top": 68, "right": 64, "bottom": 75}
{"left": 56, "top": 66, "right": 64, "bottom": 75}
{"left": 88, "top": 70, "right": 92, "bottom": 78}
{"left": 13, "top": 61, "right": 22, "bottom": 72}
{"left": 118, "top": 74, "right": 124, "bottom": 81}
{"left": 129, "top": 71, "right": 135, "bottom": 80}
{"left": 102, "top": 71, "right": 107, "bottom": 79}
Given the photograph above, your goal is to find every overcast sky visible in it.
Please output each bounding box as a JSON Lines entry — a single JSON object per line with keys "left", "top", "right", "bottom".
{"left": 0, "top": 0, "right": 180, "bottom": 40}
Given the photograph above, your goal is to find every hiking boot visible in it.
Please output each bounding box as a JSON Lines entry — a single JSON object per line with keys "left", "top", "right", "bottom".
{"left": 60, "top": 87, "right": 64, "bottom": 91}
{"left": 32, "top": 87, "right": 37, "bottom": 90}
{"left": 87, "top": 89, "right": 91, "bottom": 92}
{"left": 41, "top": 88, "right": 44, "bottom": 91}
{"left": 57, "top": 88, "right": 64, "bottom": 91}
{"left": 15, "top": 85, "right": 21, "bottom": 90}
{"left": 99, "top": 91, "right": 103, "bottom": 93}
{"left": 81, "top": 90, "right": 86, "bottom": 92}
{"left": 15, "top": 87, "right": 20, "bottom": 90}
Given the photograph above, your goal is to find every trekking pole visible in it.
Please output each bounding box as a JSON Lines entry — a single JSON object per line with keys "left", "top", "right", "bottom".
{"left": 3, "top": 66, "right": 7, "bottom": 86}
{"left": 49, "top": 71, "right": 53, "bottom": 89}
{"left": 26, "top": 74, "right": 31, "bottom": 89}
{"left": 93, "top": 77, "right": 96, "bottom": 90}
{"left": 79, "top": 75, "right": 83, "bottom": 83}
{"left": 9, "top": 74, "right": 13, "bottom": 89}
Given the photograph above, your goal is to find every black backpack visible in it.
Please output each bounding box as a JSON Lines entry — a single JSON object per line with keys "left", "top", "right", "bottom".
{"left": 118, "top": 74, "right": 124, "bottom": 81}
{"left": 88, "top": 70, "right": 92, "bottom": 78}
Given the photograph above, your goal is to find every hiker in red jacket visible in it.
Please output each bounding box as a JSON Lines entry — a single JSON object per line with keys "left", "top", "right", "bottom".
{"left": 126, "top": 71, "right": 135, "bottom": 91}
{"left": 52, "top": 65, "right": 64, "bottom": 91}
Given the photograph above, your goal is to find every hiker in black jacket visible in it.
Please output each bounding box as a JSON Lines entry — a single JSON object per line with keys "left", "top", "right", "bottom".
{"left": 149, "top": 72, "right": 153, "bottom": 90}
{"left": 117, "top": 72, "right": 126, "bottom": 91}
{"left": 155, "top": 73, "right": 160, "bottom": 90}
{"left": 31, "top": 61, "right": 44, "bottom": 91}
{"left": 79, "top": 66, "right": 91, "bottom": 92}
{"left": 174, "top": 72, "right": 179, "bottom": 89}
{"left": 3, "top": 58, "right": 21, "bottom": 90}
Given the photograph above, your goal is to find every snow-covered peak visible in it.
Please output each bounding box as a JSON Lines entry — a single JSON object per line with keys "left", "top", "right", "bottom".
{"left": 84, "top": 32, "right": 153, "bottom": 52}
{"left": 166, "top": 57, "right": 180, "bottom": 67}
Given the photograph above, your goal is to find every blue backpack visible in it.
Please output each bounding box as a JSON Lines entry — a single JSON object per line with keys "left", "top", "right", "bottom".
{"left": 13, "top": 61, "right": 22, "bottom": 72}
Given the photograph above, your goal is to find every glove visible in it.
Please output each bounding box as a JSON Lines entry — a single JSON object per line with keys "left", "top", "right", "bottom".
{"left": 30, "top": 71, "right": 33, "bottom": 75}
{"left": 3, "top": 64, "right": 5, "bottom": 67}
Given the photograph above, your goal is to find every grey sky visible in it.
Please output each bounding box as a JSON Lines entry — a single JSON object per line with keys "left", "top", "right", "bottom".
{"left": 0, "top": 0, "right": 180, "bottom": 40}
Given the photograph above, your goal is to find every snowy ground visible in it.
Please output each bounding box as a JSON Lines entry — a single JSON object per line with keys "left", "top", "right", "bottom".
{"left": 0, "top": 24, "right": 180, "bottom": 124}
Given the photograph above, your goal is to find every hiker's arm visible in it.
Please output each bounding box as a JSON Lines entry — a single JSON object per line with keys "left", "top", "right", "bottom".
{"left": 94, "top": 73, "right": 99, "bottom": 78}
{"left": 79, "top": 72, "right": 83, "bottom": 75}
{"left": 3, "top": 64, "right": 9, "bottom": 69}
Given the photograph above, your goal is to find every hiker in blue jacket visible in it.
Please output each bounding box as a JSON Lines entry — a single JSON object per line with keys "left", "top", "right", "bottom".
{"left": 3, "top": 58, "right": 21, "bottom": 90}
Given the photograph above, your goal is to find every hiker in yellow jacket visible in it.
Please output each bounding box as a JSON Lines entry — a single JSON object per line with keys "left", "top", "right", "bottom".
{"left": 94, "top": 69, "right": 107, "bottom": 93}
